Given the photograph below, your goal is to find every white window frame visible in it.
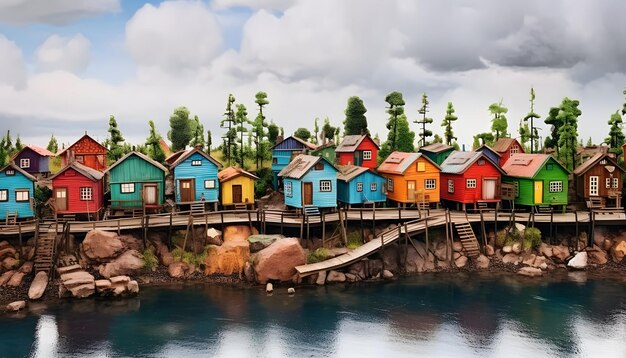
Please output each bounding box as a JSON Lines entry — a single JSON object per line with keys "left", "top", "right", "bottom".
{"left": 80, "top": 187, "right": 93, "bottom": 201}
{"left": 20, "top": 158, "right": 30, "bottom": 168}
{"left": 363, "top": 151, "right": 372, "bottom": 160}
{"left": 285, "top": 181, "right": 292, "bottom": 197}
{"left": 613, "top": 178, "right": 619, "bottom": 189}
{"left": 191, "top": 160, "right": 202, "bottom": 166}
{"left": 606, "top": 178, "right": 611, "bottom": 188}
{"left": 387, "top": 178, "right": 394, "bottom": 192}
{"left": 0, "top": 189, "right": 7, "bottom": 202}
{"left": 320, "top": 180, "right": 332, "bottom": 192}
{"left": 466, "top": 179, "right": 477, "bottom": 189}
{"left": 448, "top": 179, "right": 454, "bottom": 194}
{"left": 356, "top": 182, "right": 363, "bottom": 192}
{"left": 370, "top": 182, "right": 377, "bottom": 191}
{"left": 5, "top": 170, "right": 14, "bottom": 176}
{"left": 15, "top": 189, "right": 29, "bottom": 202}
{"left": 204, "top": 180, "right": 216, "bottom": 189}
{"left": 549, "top": 181, "right": 563, "bottom": 193}
{"left": 121, "top": 183, "right": 135, "bottom": 193}
{"left": 425, "top": 179, "right": 436, "bottom": 190}
{"left": 589, "top": 176, "right": 599, "bottom": 196}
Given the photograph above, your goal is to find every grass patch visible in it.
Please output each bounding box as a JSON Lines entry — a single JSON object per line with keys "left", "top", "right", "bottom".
{"left": 523, "top": 227, "right": 542, "bottom": 251}
{"left": 172, "top": 246, "right": 208, "bottom": 266}
{"left": 346, "top": 231, "right": 363, "bottom": 250}
{"left": 307, "top": 247, "right": 332, "bottom": 264}
{"left": 142, "top": 247, "right": 158, "bottom": 271}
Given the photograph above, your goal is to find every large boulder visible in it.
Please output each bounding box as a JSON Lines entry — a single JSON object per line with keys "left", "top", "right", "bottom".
{"left": 502, "top": 253, "right": 520, "bottom": 265}
{"left": 248, "top": 234, "right": 284, "bottom": 253}
{"left": 433, "top": 242, "right": 448, "bottom": 261}
{"left": 518, "top": 267, "right": 543, "bottom": 277}
{"left": 521, "top": 253, "right": 537, "bottom": 266}
{"left": 568, "top": 252, "right": 588, "bottom": 269}
{"left": 98, "top": 250, "right": 145, "bottom": 278}
{"left": 82, "top": 230, "right": 125, "bottom": 262}
{"left": 453, "top": 242, "right": 463, "bottom": 253}
{"left": 552, "top": 245, "right": 570, "bottom": 262}
{"left": 2, "top": 257, "right": 19, "bottom": 270}
{"left": 403, "top": 242, "right": 427, "bottom": 273}
{"left": 0, "top": 245, "right": 16, "bottom": 260}
{"left": 476, "top": 255, "right": 489, "bottom": 269}
{"left": 168, "top": 262, "right": 191, "bottom": 278}
{"left": 206, "top": 228, "right": 223, "bottom": 246}
{"left": 204, "top": 240, "right": 250, "bottom": 276}
{"left": 155, "top": 242, "right": 174, "bottom": 266}
{"left": 6, "top": 272, "right": 25, "bottom": 287}
{"left": 223, "top": 225, "right": 258, "bottom": 242}
{"left": 28, "top": 272, "right": 48, "bottom": 300}
{"left": 382, "top": 245, "right": 400, "bottom": 273}
{"left": 253, "top": 238, "right": 305, "bottom": 284}
{"left": 610, "top": 240, "right": 626, "bottom": 263}
{"left": 326, "top": 270, "right": 346, "bottom": 283}
{"left": 0, "top": 270, "right": 15, "bottom": 286}
{"left": 587, "top": 246, "right": 608, "bottom": 265}
{"left": 118, "top": 235, "right": 145, "bottom": 252}
{"left": 539, "top": 243, "right": 553, "bottom": 258}
{"left": 18, "top": 261, "right": 34, "bottom": 274}
{"left": 455, "top": 255, "right": 468, "bottom": 268}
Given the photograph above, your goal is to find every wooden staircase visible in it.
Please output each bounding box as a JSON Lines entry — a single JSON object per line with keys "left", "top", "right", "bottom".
{"left": 34, "top": 223, "right": 58, "bottom": 275}
{"left": 5, "top": 212, "right": 17, "bottom": 225}
{"left": 190, "top": 202, "right": 206, "bottom": 215}
{"left": 454, "top": 221, "right": 480, "bottom": 258}
{"left": 303, "top": 205, "right": 320, "bottom": 216}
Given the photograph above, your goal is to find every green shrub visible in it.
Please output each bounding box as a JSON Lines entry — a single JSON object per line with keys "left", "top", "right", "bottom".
{"left": 523, "top": 227, "right": 542, "bottom": 251}
{"left": 346, "top": 231, "right": 363, "bottom": 249}
{"left": 172, "top": 246, "right": 208, "bottom": 266}
{"left": 142, "top": 247, "right": 159, "bottom": 271}
{"left": 307, "top": 247, "right": 332, "bottom": 264}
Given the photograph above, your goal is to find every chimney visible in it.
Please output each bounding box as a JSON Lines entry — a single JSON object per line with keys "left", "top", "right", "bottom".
{"left": 194, "top": 144, "right": 204, "bottom": 151}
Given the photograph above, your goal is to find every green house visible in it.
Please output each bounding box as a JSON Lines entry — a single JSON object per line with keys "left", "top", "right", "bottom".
{"left": 501, "top": 153, "right": 570, "bottom": 208}
{"left": 418, "top": 143, "right": 454, "bottom": 166}
{"left": 311, "top": 142, "right": 336, "bottom": 164}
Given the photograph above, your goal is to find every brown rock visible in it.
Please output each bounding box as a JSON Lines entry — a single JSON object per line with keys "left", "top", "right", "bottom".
{"left": 610, "top": 240, "right": 626, "bottom": 263}
{"left": 518, "top": 266, "right": 543, "bottom": 277}
{"left": 28, "top": 272, "right": 48, "bottom": 300}
{"left": 126, "top": 280, "right": 139, "bottom": 294}
{"left": 485, "top": 245, "right": 495, "bottom": 256}
{"left": 7, "top": 272, "right": 25, "bottom": 287}
{"left": 502, "top": 245, "right": 512, "bottom": 253}
{"left": 502, "top": 253, "right": 520, "bottom": 265}
{"left": 382, "top": 245, "right": 400, "bottom": 273}
{"left": 110, "top": 275, "right": 131, "bottom": 284}
{"left": 223, "top": 225, "right": 258, "bottom": 242}
{"left": 0, "top": 270, "right": 14, "bottom": 286}
{"left": 368, "top": 259, "right": 383, "bottom": 277}
{"left": 98, "top": 250, "right": 145, "bottom": 278}
{"left": 521, "top": 253, "right": 537, "bottom": 266}
{"left": 253, "top": 238, "right": 305, "bottom": 284}
{"left": 345, "top": 273, "right": 357, "bottom": 282}
{"left": 204, "top": 240, "right": 250, "bottom": 276}
{"left": 587, "top": 247, "right": 608, "bottom": 265}
{"left": 383, "top": 270, "right": 394, "bottom": 279}
{"left": 168, "top": 262, "right": 185, "bottom": 278}
{"left": 6, "top": 301, "right": 26, "bottom": 312}
{"left": 453, "top": 241, "right": 463, "bottom": 252}
{"left": 18, "top": 261, "right": 34, "bottom": 274}
{"left": 69, "top": 282, "right": 95, "bottom": 298}
{"left": 512, "top": 242, "right": 522, "bottom": 254}
{"left": 22, "top": 246, "right": 35, "bottom": 261}
{"left": 243, "top": 261, "right": 255, "bottom": 282}
{"left": 539, "top": 243, "right": 553, "bottom": 258}
{"left": 326, "top": 270, "right": 346, "bottom": 283}
{"left": 476, "top": 255, "right": 489, "bottom": 269}
{"left": 95, "top": 279, "right": 112, "bottom": 293}
{"left": 602, "top": 239, "right": 613, "bottom": 252}
{"left": 404, "top": 244, "right": 426, "bottom": 273}
{"left": 533, "top": 255, "right": 548, "bottom": 270}
{"left": 57, "top": 264, "right": 82, "bottom": 275}
{"left": 433, "top": 242, "right": 448, "bottom": 261}
{"left": 552, "top": 245, "right": 570, "bottom": 262}
{"left": 82, "top": 230, "right": 125, "bottom": 262}
{"left": 206, "top": 228, "right": 223, "bottom": 246}
{"left": 118, "top": 235, "right": 145, "bottom": 252}
{"left": 0, "top": 241, "right": 8, "bottom": 249}
{"left": 455, "top": 255, "right": 468, "bottom": 268}
{"left": 0, "top": 246, "right": 17, "bottom": 259}
{"left": 316, "top": 271, "right": 327, "bottom": 285}
{"left": 2, "top": 256, "right": 19, "bottom": 270}
{"left": 437, "top": 259, "right": 450, "bottom": 269}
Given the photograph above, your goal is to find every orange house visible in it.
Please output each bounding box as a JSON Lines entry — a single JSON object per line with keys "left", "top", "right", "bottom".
{"left": 377, "top": 151, "right": 441, "bottom": 206}
{"left": 58, "top": 133, "right": 107, "bottom": 172}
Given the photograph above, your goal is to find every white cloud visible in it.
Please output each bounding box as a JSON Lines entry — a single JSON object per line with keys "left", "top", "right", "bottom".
{"left": 126, "top": 1, "right": 223, "bottom": 75}
{"left": 36, "top": 34, "right": 91, "bottom": 74}
{"left": 211, "top": 0, "right": 295, "bottom": 11}
{"left": 0, "top": 0, "right": 119, "bottom": 25}
{"left": 0, "top": 34, "right": 26, "bottom": 89}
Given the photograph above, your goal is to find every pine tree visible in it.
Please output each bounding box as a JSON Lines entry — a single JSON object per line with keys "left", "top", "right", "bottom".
{"left": 380, "top": 114, "right": 415, "bottom": 161}
{"left": 544, "top": 106, "right": 562, "bottom": 155}
{"left": 605, "top": 111, "right": 625, "bottom": 156}
{"left": 168, "top": 107, "right": 193, "bottom": 152}
{"left": 321, "top": 117, "right": 337, "bottom": 143}
{"left": 384, "top": 91, "right": 406, "bottom": 152}
{"left": 313, "top": 118, "right": 319, "bottom": 144}
{"left": 441, "top": 102, "right": 458, "bottom": 146}
{"left": 555, "top": 97, "right": 582, "bottom": 170}
{"left": 206, "top": 130, "right": 212, "bottom": 153}
{"left": 414, "top": 93, "right": 433, "bottom": 147}
{"left": 14, "top": 136, "right": 23, "bottom": 152}
{"left": 106, "top": 115, "right": 125, "bottom": 161}
{"left": 343, "top": 96, "right": 369, "bottom": 135}
{"left": 523, "top": 88, "right": 541, "bottom": 153}
{"left": 0, "top": 138, "right": 6, "bottom": 166}
{"left": 235, "top": 104, "right": 249, "bottom": 168}
{"left": 189, "top": 115, "right": 204, "bottom": 149}
{"left": 253, "top": 91, "right": 270, "bottom": 168}
{"left": 622, "top": 88, "right": 626, "bottom": 116}
{"left": 47, "top": 134, "right": 58, "bottom": 153}
{"left": 267, "top": 121, "right": 279, "bottom": 145}
{"left": 146, "top": 120, "right": 165, "bottom": 163}
{"left": 489, "top": 101, "right": 509, "bottom": 140}
{"left": 4, "top": 130, "right": 13, "bottom": 154}
{"left": 586, "top": 137, "right": 593, "bottom": 147}
{"left": 220, "top": 94, "right": 236, "bottom": 165}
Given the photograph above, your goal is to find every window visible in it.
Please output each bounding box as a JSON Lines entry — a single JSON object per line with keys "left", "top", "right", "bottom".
{"left": 20, "top": 158, "right": 30, "bottom": 168}
{"left": 314, "top": 162, "right": 324, "bottom": 170}
{"left": 15, "top": 189, "right": 29, "bottom": 202}
{"left": 356, "top": 182, "right": 363, "bottom": 192}
{"left": 80, "top": 187, "right": 93, "bottom": 201}
{"left": 477, "top": 159, "right": 485, "bottom": 166}
{"left": 613, "top": 178, "right": 619, "bottom": 189}
{"left": 448, "top": 179, "right": 454, "bottom": 193}
{"left": 191, "top": 160, "right": 202, "bottom": 166}
{"left": 272, "top": 157, "right": 277, "bottom": 164}
{"left": 417, "top": 162, "right": 425, "bottom": 172}
{"left": 320, "top": 180, "right": 332, "bottom": 192}
{"left": 549, "top": 181, "right": 563, "bottom": 193}
{"left": 425, "top": 179, "right": 436, "bottom": 190}
{"left": 466, "top": 179, "right": 477, "bottom": 188}
{"left": 204, "top": 180, "right": 216, "bottom": 189}
{"left": 75, "top": 155, "right": 84, "bottom": 163}
{"left": 589, "top": 176, "right": 598, "bottom": 196}
{"left": 0, "top": 189, "right": 7, "bottom": 202}
{"left": 606, "top": 178, "right": 611, "bottom": 188}
{"left": 600, "top": 159, "right": 607, "bottom": 165}
{"left": 363, "top": 151, "right": 372, "bottom": 160}
{"left": 5, "top": 170, "right": 14, "bottom": 176}
{"left": 514, "top": 181, "right": 519, "bottom": 197}
{"left": 121, "top": 183, "right": 135, "bottom": 193}
{"left": 371, "top": 183, "right": 377, "bottom": 191}
{"left": 387, "top": 178, "right": 394, "bottom": 192}
{"left": 510, "top": 145, "right": 519, "bottom": 155}
{"left": 285, "top": 181, "right": 292, "bottom": 197}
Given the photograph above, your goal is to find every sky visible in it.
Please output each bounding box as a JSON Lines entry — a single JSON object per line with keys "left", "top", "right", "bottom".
{"left": 0, "top": 0, "right": 625, "bottom": 150}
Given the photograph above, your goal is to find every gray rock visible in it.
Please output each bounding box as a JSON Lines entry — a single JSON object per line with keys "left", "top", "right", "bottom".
{"left": 6, "top": 301, "right": 26, "bottom": 312}
{"left": 316, "top": 271, "right": 327, "bottom": 285}
{"left": 28, "top": 272, "right": 48, "bottom": 300}
{"left": 568, "top": 252, "right": 588, "bottom": 269}
{"left": 326, "top": 270, "right": 346, "bottom": 283}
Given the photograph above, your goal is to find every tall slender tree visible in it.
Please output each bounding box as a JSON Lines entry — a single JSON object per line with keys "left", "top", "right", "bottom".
{"left": 106, "top": 115, "right": 125, "bottom": 161}
{"left": 252, "top": 91, "right": 270, "bottom": 168}
{"left": 313, "top": 118, "right": 319, "bottom": 144}
{"left": 168, "top": 107, "right": 193, "bottom": 151}
{"left": 146, "top": 120, "right": 165, "bottom": 163}
{"left": 47, "top": 134, "right": 58, "bottom": 153}
{"left": 622, "top": 88, "right": 626, "bottom": 116}
{"left": 220, "top": 94, "right": 236, "bottom": 165}
{"left": 441, "top": 102, "right": 458, "bottom": 146}
{"left": 267, "top": 121, "right": 279, "bottom": 145}
{"left": 414, "top": 93, "right": 433, "bottom": 147}
{"left": 343, "top": 96, "right": 369, "bottom": 135}
{"left": 384, "top": 91, "right": 405, "bottom": 152}
{"left": 189, "top": 115, "right": 205, "bottom": 149}
{"left": 206, "top": 130, "right": 212, "bottom": 153}
{"left": 489, "top": 101, "right": 509, "bottom": 140}
{"left": 544, "top": 106, "right": 562, "bottom": 155}
{"left": 14, "top": 136, "right": 22, "bottom": 152}
{"left": 235, "top": 104, "right": 249, "bottom": 168}
{"left": 555, "top": 97, "right": 582, "bottom": 170}
{"left": 523, "top": 87, "right": 541, "bottom": 153}
{"left": 605, "top": 110, "right": 625, "bottom": 156}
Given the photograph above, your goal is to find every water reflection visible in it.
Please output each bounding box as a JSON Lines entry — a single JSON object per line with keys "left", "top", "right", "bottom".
{"left": 1, "top": 274, "right": 625, "bottom": 357}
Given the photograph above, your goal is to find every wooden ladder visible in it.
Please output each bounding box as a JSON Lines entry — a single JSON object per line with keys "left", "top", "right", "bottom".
{"left": 132, "top": 208, "right": 144, "bottom": 218}
{"left": 190, "top": 202, "right": 205, "bottom": 215}
{"left": 34, "top": 223, "right": 57, "bottom": 275}
{"left": 304, "top": 205, "right": 320, "bottom": 216}
{"left": 454, "top": 221, "right": 480, "bottom": 258}
{"left": 5, "top": 212, "right": 17, "bottom": 225}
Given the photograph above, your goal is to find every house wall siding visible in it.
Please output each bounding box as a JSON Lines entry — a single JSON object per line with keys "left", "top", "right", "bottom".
{"left": 338, "top": 171, "right": 386, "bottom": 204}
{"left": 381, "top": 157, "right": 440, "bottom": 204}
{"left": 221, "top": 175, "right": 255, "bottom": 205}
{"left": 441, "top": 161, "right": 501, "bottom": 204}
{"left": 0, "top": 170, "right": 35, "bottom": 218}
{"left": 52, "top": 169, "right": 103, "bottom": 214}
{"left": 173, "top": 152, "right": 219, "bottom": 203}
{"left": 109, "top": 155, "right": 165, "bottom": 207}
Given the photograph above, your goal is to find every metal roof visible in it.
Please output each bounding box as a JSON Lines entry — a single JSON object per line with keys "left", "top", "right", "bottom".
{"left": 218, "top": 166, "right": 259, "bottom": 182}
{"left": 377, "top": 151, "right": 440, "bottom": 174}
{"left": 270, "top": 136, "right": 318, "bottom": 151}
{"left": 335, "top": 134, "right": 379, "bottom": 153}
{"left": 475, "top": 144, "right": 501, "bottom": 157}
{"left": 501, "top": 153, "right": 570, "bottom": 178}
{"left": 492, "top": 138, "right": 518, "bottom": 153}
{"left": 170, "top": 148, "right": 220, "bottom": 169}
{"left": 419, "top": 143, "right": 453, "bottom": 153}
{"left": 49, "top": 162, "right": 104, "bottom": 182}
{"left": 105, "top": 151, "right": 168, "bottom": 174}
{"left": 336, "top": 165, "right": 378, "bottom": 182}
{"left": 440, "top": 151, "right": 502, "bottom": 174}
{"left": 0, "top": 162, "right": 37, "bottom": 182}
{"left": 573, "top": 152, "right": 624, "bottom": 176}
{"left": 277, "top": 154, "right": 337, "bottom": 179}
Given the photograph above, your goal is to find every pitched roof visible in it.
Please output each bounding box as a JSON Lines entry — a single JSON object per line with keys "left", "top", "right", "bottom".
{"left": 573, "top": 152, "right": 625, "bottom": 176}
{"left": 377, "top": 151, "right": 439, "bottom": 174}
{"left": 492, "top": 138, "right": 517, "bottom": 153}
{"left": 165, "top": 149, "right": 187, "bottom": 165}
{"left": 49, "top": 162, "right": 104, "bottom": 181}
{"left": 105, "top": 151, "right": 168, "bottom": 174}
{"left": 57, "top": 133, "right": 106, "bottom": 156}
{"left": 278, "top": 154, "right": 337, "bottom": 179}
{"left": 336, "top": 165, "right": 378, "bottom": 182}
{"left": 24, "top": 145, "right": 54, "bottom": 157}
{"left": 0, "top": 162, "right": 37, "bottom": 182}
{"left": 218, "top": 166, "right": 259, "bottom": 182}
{"left": 312, "top": 141, "right": 336, "bottom": 152}
{"left": 475, "top": 144, "right": 501, "bottom": 157}
{"left": 170, "top": 147, "right": 220, "bottom": 169}
{"left": 440, "top": 151, "right": 503, "bottom": 174}
{"left": 502, "top": 153, "right": 570, "bottom": 178}
{"left": 419, "top": 143, "right": 453, "bottom": 154}
{"left": 335, "top": 134, "right": 379, "bottom": 153}
{"left": 271, "top": 136, "right": 318, "bottom": 150}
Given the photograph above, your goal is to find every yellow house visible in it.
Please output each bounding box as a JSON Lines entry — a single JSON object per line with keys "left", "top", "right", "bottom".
{"left": 218, "top": 166, "right": 259, "bottom": 208}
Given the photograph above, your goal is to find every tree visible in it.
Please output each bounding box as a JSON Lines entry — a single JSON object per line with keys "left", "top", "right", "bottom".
{"left": 473, "top": 132, "right": 494, "bottom": 148}
{"left": 489, "top": 101, "right": 508, "bottom": 140}
{"left": 47, "top": 134, "right": 58, "bottom": 153}
{"left": 4, "top": 130, "right": 13, "bottom": 154}
{"left": 379, "top": 113, "right": 415, "bottom": 162}
{"left": 414, "top": 93, "right": 433, "bottom": 147}
{"left": 252, "top": 91, "right": 270, "bottom": 168}
{"left": 441, "top": 102, "right": 458, "bottom": 146}
{"left": 106, "top": 115, "right": 125, "bottom": 161}
{"left": 168, "top": 106, "right": 193, "bottom": 152}
{"left": 544, "top": 106, "right": 562, "bottom": 154}
{"left": 555, "top": 97, "right": 582, "bottom": 171}
{"left": 320, "top": 117, "right": 337, "bottom": 143}
{"left": 523, "top": 87, "right": 541, "bottom": 153}
{"left": 313, "top": 118, "right": 320, "bottom": 144}
{"left": 235, "top": 104, "right": 249, "bottom": 168}
{"left": 145, "top": 120, "right": 165, "bottom": 163}
{"left": 343, "top": 96, "right": 369, "bottom": 135}
{"left": 294, "top": 128, "right": 311, "bottom": 141}
{"left": 14, "top": 136, "right": 22, "bottom": 152}
{"left": 267, "top": 121, "right": 279, "bottom": 145}
{"left": 0, "top": 138, "right": 6, "bottom": 166}
{"left": 605, "top": 111, "right": 625, "bottom": 156}
{"left": 206, "top": 130, "right": 212, "bottom": 153}
{"left": 622, "top": 88, "right": 626, "bottom": 116}
{"left": 385, "top": 91, "right": 405, "bottom": 152}
{"left": 220, "top": 94, "right": 237, "bottom": 165}
{"left": 586, "top": 137, "right": 593, "bottom": 147}
{"left": 189, "top": 115, "right": 205, "bottom": 149}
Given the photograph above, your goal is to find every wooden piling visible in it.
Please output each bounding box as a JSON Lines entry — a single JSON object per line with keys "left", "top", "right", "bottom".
{"left": 360, "top": 208, "right": 364, "bottom": 244}
{"left": 168, "top": 212, "right": 173, "bottom": 249}
{"left": 322, "top": 212, "right": 326, "bottom": 248}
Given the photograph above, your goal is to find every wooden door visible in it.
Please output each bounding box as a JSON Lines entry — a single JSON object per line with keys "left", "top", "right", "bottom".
{"left": 54, "top": 188, "right": 67, "bottom": 211}
{"left": 354, "top": 151, "right": 363, "bottom": 166}
{"left": 143, "top": 184, "right": 158, "bottom": 205}
{"left": 483, "top": 179, "right": 497, "bottom": 200}
{"left": 534, "top": 181, "right": 543, "bottom": 204}
{"left": 232, "top": 185, "right": 243, "bottom": 203}
{"left": 407, "top": 180, "right": 416, "bottom": 201}
{"left": 302, "top": 182, "right": 313, "bottom": 206}
{"left": 179, "top": 179, "right": 195, "bottom": 202}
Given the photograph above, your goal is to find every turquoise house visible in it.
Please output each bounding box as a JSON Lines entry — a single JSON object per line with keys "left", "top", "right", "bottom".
{"left": 271, "top": 136, "right": 317, "bottom": 189}
{"left": 0, "top": 162, "right": 36, "bottom": 220}
{"left": 278, "top": 154, "right": 338, "bottom": 209}
{"left": 106, "top": 152, "right": 167, "bottom": 210}
{"left": 337, "top": 165, "right": 386, "bottom": 206}
{"left": 170, "top": 148, "right": 221, "bottom": 208}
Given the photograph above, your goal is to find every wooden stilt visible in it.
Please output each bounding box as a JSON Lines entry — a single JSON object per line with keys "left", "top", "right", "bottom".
{"left": 168, "top": 212, "right": 173, "bottom": 249}
{"left": 360, "top": 208, "right": 364, "bottom": 244}
{"left": 144, "top": 215, "right": 150, "bottom": 247}
{"left": 322, "top": 212, "right": 326, "bottom": 248}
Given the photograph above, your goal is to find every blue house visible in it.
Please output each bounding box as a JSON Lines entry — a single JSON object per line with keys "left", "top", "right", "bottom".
{"left": 475, "top": 145, "right": 502, "bottom": 168}
{"left": 170, "top": 148, "right": 221, "bottom": 210}
{"left": 278, "top": 154, "right": 337, "bottom": 209}
{"left": 0, "top": 162, "right": 36, "bottom": 221}
{"left": 271, "top": 136, "right": 317, "bottom": 189}
{"left": 337, "top": 165, "right": 386, "bottom": 207}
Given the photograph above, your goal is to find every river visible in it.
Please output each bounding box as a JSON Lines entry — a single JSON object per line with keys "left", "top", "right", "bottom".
{"left": 1, "top": 272, "right": 625, "bottom": 358}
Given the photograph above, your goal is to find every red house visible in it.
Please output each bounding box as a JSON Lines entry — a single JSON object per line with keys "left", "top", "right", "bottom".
{"left": 49, "top": 162, "right": 105, "bottom": 220}
{"left": 58, "top": 134, "right": 107, "bottom": 172}
{"left": 336, "top": 134, "right": 379, "bottom": 169}
{"left": 440, "top": 151, "right": 504, "bottom": 210}
{"left": 492, "top": 138, "right": 524, "bottom": 167}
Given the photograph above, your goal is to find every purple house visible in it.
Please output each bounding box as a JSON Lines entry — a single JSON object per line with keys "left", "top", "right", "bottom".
{"left": 12, "top": 145, "right": 54, "bottom": 177}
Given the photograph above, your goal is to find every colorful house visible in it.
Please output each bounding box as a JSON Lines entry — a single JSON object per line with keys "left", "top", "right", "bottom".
{"left": 502, "top": 154, "right": 570, "bottom": 209}
{"left": 440, "top": 151, "right": 504, "bottom": 210}
{"left": 311, "top": 141, "right": 336, "bottom": 164}
{"left": 165, "top": 149, "right": 187, "bottom": 167}
{"left": 377, "top": 151, "right": 441, "bottom": 206}
{"left": 218, "top": 166, "right": 259, "bottom": 208}
{"left": 335, "top": 134, "right": 379, "bottom": 169}
{"left": 573, "top": 153, "right": 624, "bottom": 208}
{"left": 106, "top": 152, "right": 167, "bottom": 211}
{"left": 492, "top": 138, "right": 524, "bottom": 166}
{"left": 11, "top": 145, "right": 54, "bottom": 177}
{"left": 336, "top": 165, "right": 386, "bottom": 206}
{"left": 419, "top": 143, "right": 454, "bottom": 166}
{"left": 475, "top": 145, "right": 501, "bottom": 168}
{"left": 271, "top": 136, "right": 317, "bottom": 189}
{"left": 0, "top": 163, "right": 36, "bottom": 221}
{"left": 49, "top": 162, "right": 105, "bottom": 220}
{"left": 170, "top": 148, "right": 221, "bottom": 209}
{"left": 58, "top": 133, "right": 107, "bottom": 172}
{"left": 278, "top": 154, "right": 338, "bottom": 209}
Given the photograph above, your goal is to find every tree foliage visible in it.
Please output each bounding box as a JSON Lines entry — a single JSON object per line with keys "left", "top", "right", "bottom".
{"left": 235, "top": 104, "right": 249, "bottom": 168}
{"left": 522, "top": 87, "right": 541, "bottom": 153}
{"left": 313, "top": 117, "right": 320, "bottom": 144}
{"left": 105, "top": 115, "right": 126, "bottom": 161}
{"left": 489, "top": 101, "right": 508, "bottom": 140}
{"left": 622, "top": 88, "right": 626, "bottom": 116}
{"left": 206, "top": 130, "right": 212, "bottom": 153}
{"left": 415, "top": 93, "right": 433, "bottom": 147}
{"left": 555, "top": 97, "right": 582, "bottom": 170}
{"left": 380, "top": 113, "right": 415, "bottom": 162}
{"left": 252, "top": 91, "right": 270, "bottom": 169}
{"left": 384, "top": 91, "right": 406, "bottom": 152}
{"left": 343, "top": 96, "right": 369, "bottom": 136}
{"left": 294, "top": 127, "right": 312, "bottom": 141}
{"left": 544, "top": 106, "right": 562, "bottom": 154}
{"left": 189, "top": 115, "right": 205, "bottom": 149}
{"left": 168, "top": 107, "right": 194, "bottom": 152}
{"left": 145, "top": 120, "right": 165, "bottom": 163}
{"left": 47, "top": 134, "right": 58, "bottom": 154}
{"left": 14, "top": 136, "right": 22, "bottom": 152}
{"left": 321, "top": 117, "right": 337, "bottom": 142}
{"left": 605, "top": 110, "right": 625, "bottom": 156}
{"left": 473, "top": 132, "right": 494, "bottom": 148}
{"left": 441, "top": 102, "right": 458, "bottom": 146}
{"left": 220, "top": 94, "right": 237, "bottom": 165}
{"left": 267, "top": 121, "right": 279, "bottom": 145}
